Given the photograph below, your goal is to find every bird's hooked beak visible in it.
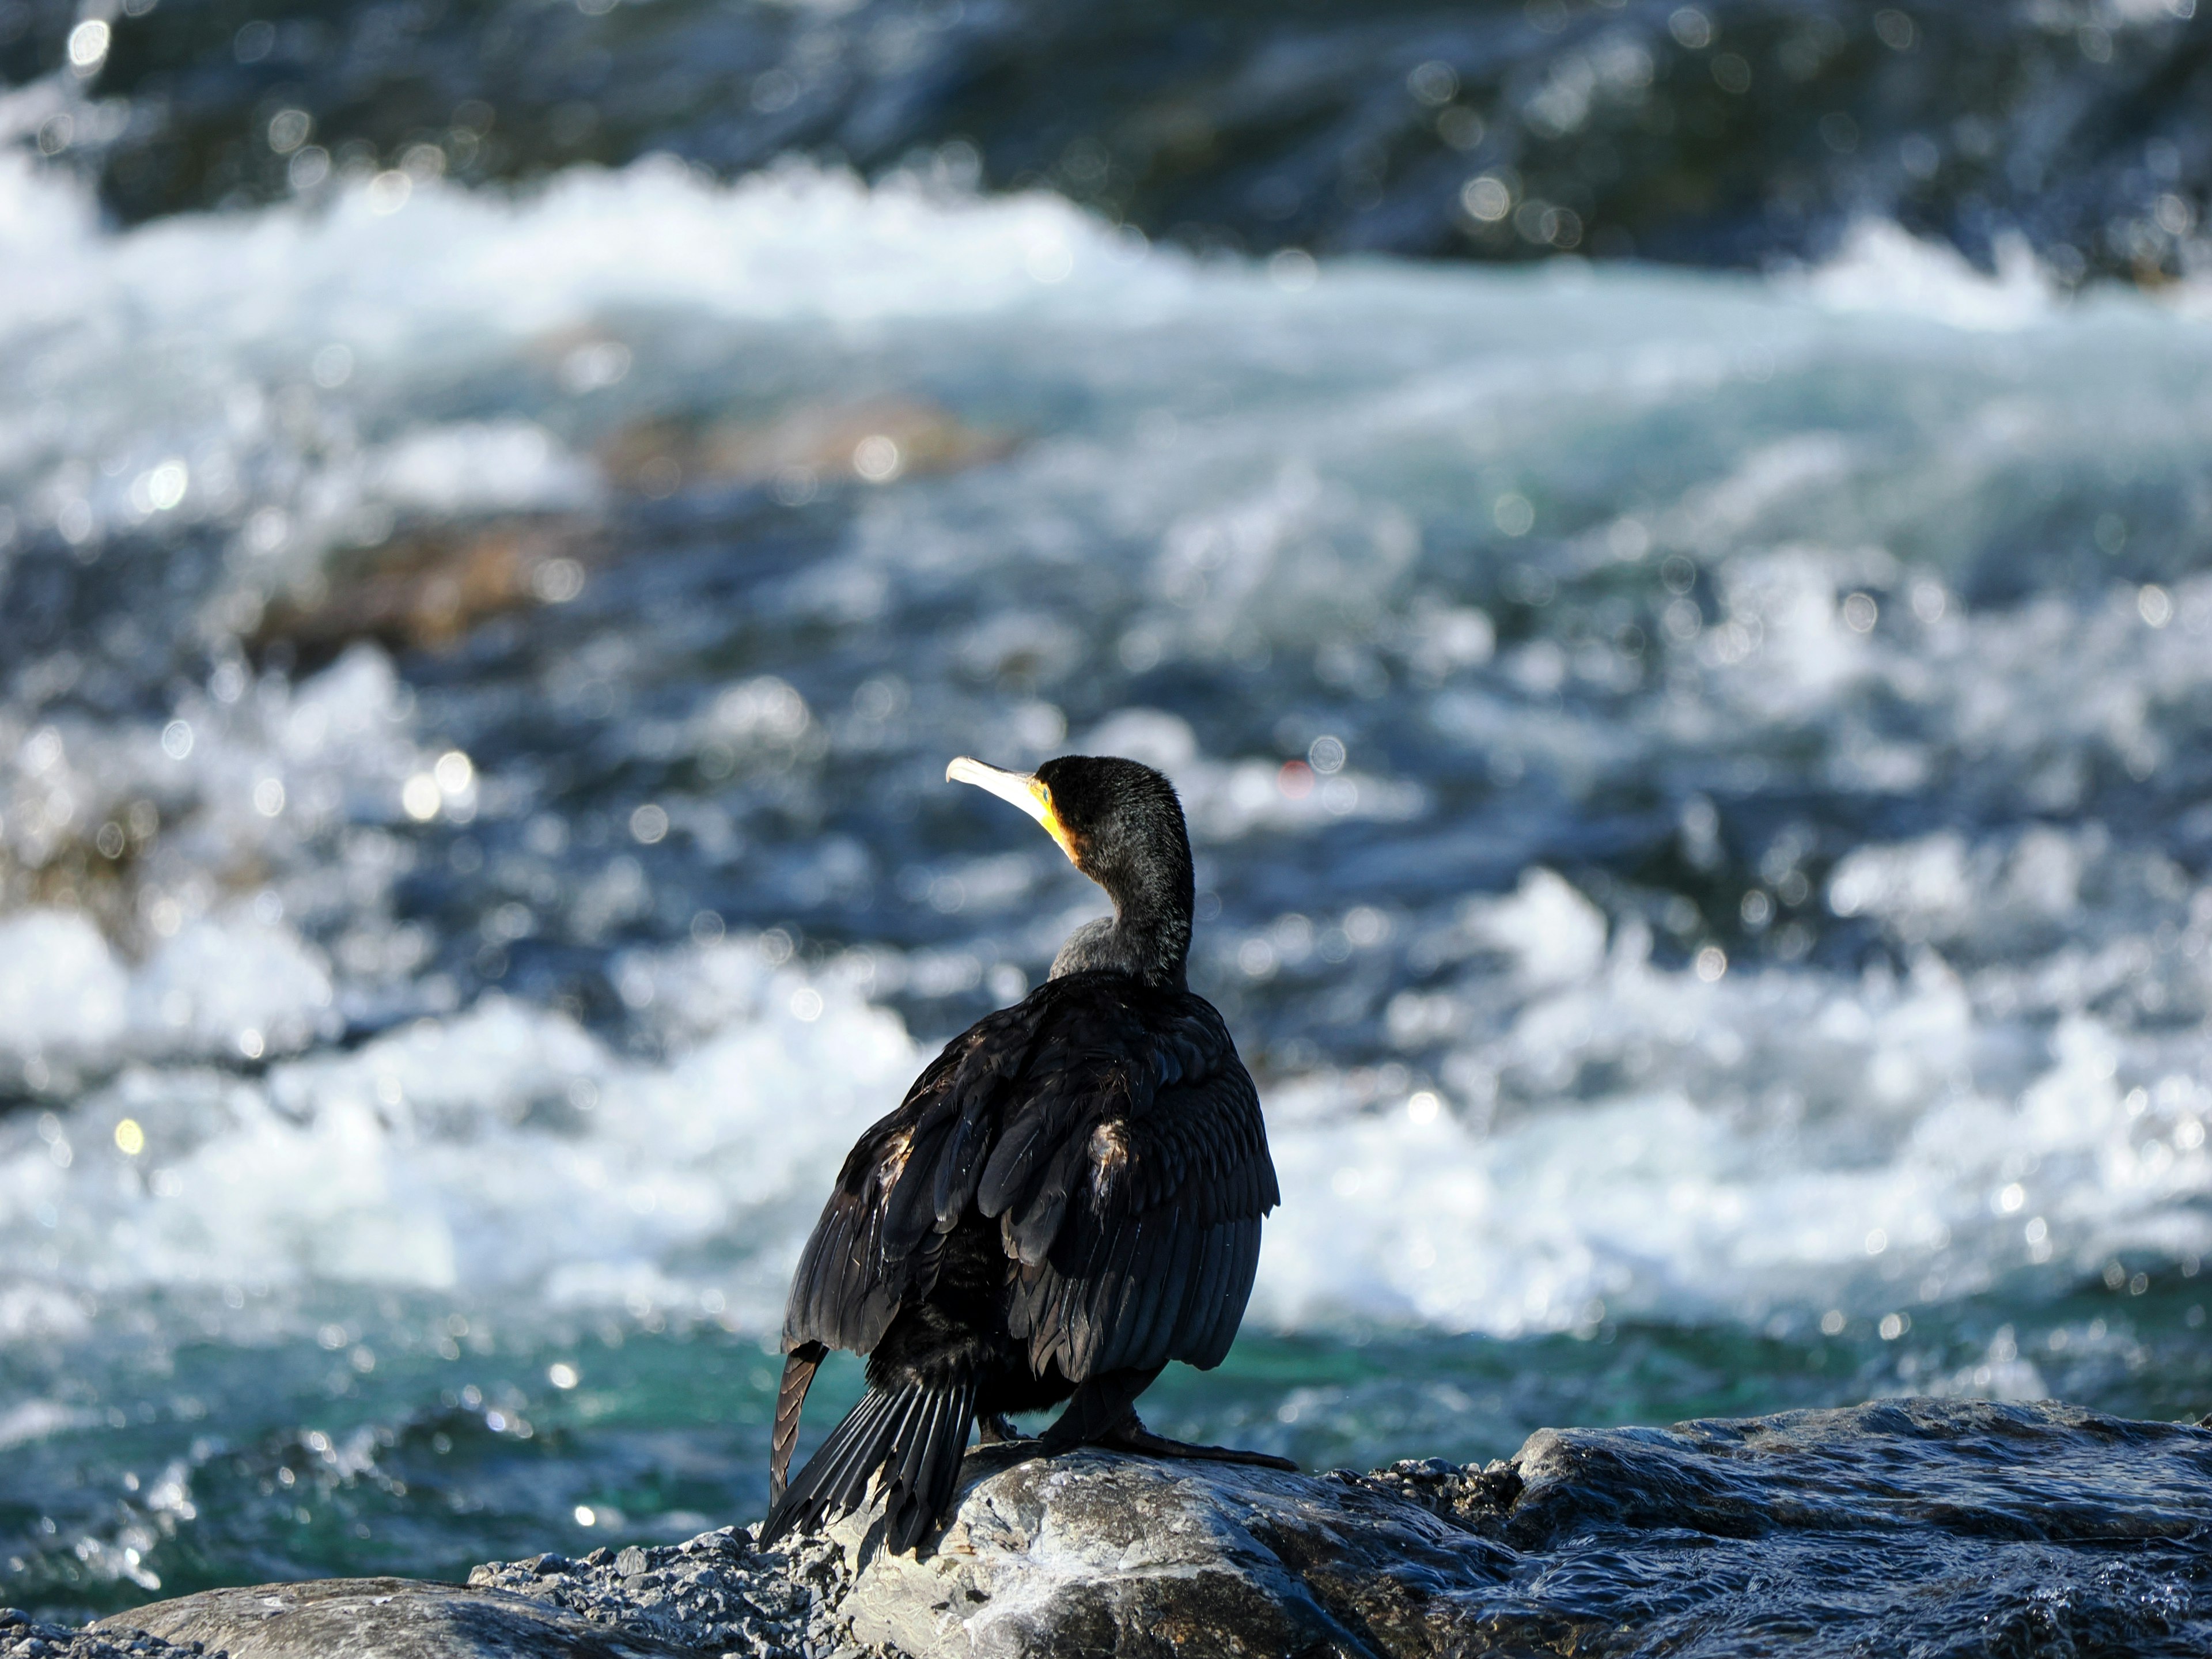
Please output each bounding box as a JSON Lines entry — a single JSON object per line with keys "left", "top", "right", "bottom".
{"left": 946, "top": 757, "right": 1077, "bottom": 864}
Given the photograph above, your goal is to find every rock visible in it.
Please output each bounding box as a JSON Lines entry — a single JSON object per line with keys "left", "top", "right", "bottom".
{"left": 835, "top": 1447, "right": 1503, "bottom": 1658}
{"left": 3, "top": 1604, "right": 217, "bottom": 1659}
{"left": 831, "top": 1399, "right": 2212, "bottom": 1657}
{"left": 95, "top": 1579, "right": 704, "bottom": 1659}
{"left": 468, "top": 1528, "right": 837, "bottom": 1656}
{"left": 248, "top": 517, "right": 601, "bottom": 672}
{"left": 63, "top": 1400, "right": 2212, "bottom": 1658}
{"left": 598, "top": 399, "right": 1014, "bottom": 498}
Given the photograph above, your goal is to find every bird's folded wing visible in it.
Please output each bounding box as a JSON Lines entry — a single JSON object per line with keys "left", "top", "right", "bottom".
{"left": 779, "top": 980, "right": 1277, "bottom": 1380}
{"left": 983, "top": 1002, "right": 1278, "bottom": 1380}
{"left": 779, "top": 1001, "right": 1036, "bottom": 1354}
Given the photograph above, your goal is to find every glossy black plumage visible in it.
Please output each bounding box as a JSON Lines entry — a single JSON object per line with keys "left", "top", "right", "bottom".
{"left": 759, "top": 756, "right": 1279, "bottom": 1554}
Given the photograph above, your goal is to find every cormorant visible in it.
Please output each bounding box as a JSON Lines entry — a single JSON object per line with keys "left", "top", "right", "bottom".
{"left": 759, "top": 753, "right": 1288, "bottom": 1554}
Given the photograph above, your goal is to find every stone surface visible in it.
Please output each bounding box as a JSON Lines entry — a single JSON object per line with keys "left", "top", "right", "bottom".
{"left": 2, "top": 1604, "right": 215, "bottom": 1659}
{"left": 464, "top": 1525, "right": 850, "bottom": 1658}
{"left": 835, "top": 1446, "right": 1504, "bottom": 1658}
{"left": 60, "top": 1399, "right": 2212, "bottom": 1658}
{"left": 93, "top": 1579, "right": 704, "bottom": 1659}
{"left": 835, "top": 1399, "right": 2212, "bottom": 1658}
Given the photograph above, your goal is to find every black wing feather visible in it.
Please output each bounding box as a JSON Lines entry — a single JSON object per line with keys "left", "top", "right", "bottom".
{"left": 1003, "top": 1007, "right": 1275, "bottom": 1380}
{"left": 780, "top": 1002, "right": 1039, "bottom": 1354}
{"left": 781, "top": 973, "right": 1275, "bottom": 1392}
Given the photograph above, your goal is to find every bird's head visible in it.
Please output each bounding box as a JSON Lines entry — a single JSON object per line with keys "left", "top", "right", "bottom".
{"left": 946, "top": 755, "right": 1195, "bottom": 968}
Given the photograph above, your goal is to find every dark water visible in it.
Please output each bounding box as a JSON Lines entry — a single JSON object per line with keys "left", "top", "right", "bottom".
{"left": 6, "top": 0, "right": 2212, "bottom": 1633}
{"left": 14, "top": 0, "right": 2212, "bottom": 281}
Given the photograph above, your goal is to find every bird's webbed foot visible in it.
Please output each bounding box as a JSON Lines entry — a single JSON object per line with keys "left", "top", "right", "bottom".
{"left": 975, "top": 1412, "right": 1028, "bottom": 1446}
{"left": 1098, "top": 1414, "right": 1297, "bottom": 1471}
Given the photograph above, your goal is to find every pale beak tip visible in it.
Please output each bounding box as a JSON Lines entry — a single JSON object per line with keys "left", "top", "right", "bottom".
{"left": 946, "top": 756, "right": 1055, "bottom": 834}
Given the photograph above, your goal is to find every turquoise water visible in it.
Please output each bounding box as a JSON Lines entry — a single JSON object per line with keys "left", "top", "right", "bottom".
{"left": 7, "top": 1275, "right": 2207, "bottom": 1624}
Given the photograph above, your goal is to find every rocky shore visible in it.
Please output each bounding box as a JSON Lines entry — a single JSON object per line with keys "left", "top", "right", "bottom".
{"left": 14, "top": 1399, "right": 2210, "bottom": 1658}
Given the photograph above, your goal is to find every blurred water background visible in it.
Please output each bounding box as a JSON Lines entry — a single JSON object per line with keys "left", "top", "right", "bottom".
{"left": 6, "top": 0, "right": 2212, "bottom": 1626}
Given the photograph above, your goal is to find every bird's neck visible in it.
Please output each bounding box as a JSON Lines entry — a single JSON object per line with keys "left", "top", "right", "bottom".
{"left": 1051, "top": 859, "right": 1193, "bottom": 990}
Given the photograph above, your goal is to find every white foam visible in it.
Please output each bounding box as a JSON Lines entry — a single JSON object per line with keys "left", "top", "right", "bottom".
{"left": 0, "top": 1398, "right": 82, "bottom": 1450}
{"left": 1456, "top": 868, "right": 1608, "bottom": 990}
{"left": 369, "top": 419, "right": 601, "bottom": 516}
{"left": 0, "top": 938, "right": 918, "bottom": 1330}
{"left": 1797, "top": 219, "right": 2055, "bottom": 331}
{"left": 1253, "top": 890, "right": 2212, "bottom": 1336}
{"left": 0, "top": 906, "right": 335, "bottom": 1071}
{"left": 0, "top": 149, "right": 1173, "bottom": 565}
{"left": 0, "top": 644, "right": 445, "bottom": 1071}
{"left": 5, "top": 868, "right": 2209, "bottom": 1344}
{"left": 131, "top": 915, "right": 335, "bottom": 1057}
{"left": 0, "top": 911, "right": 129, "bottom": 1058}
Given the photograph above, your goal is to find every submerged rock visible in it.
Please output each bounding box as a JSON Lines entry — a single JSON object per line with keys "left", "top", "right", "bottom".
{"left": 78, "top": 1399, "right": 2212, "bottom": 1658}
{"left": 247, "top": 516, "right": 603, "bottom": 672}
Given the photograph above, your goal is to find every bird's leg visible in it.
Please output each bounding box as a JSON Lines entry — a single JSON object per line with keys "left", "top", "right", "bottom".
{"left": 1097, "top": 1412, "right": 1297, "bottom": 1471}
{"left": 975, "top": 1412, "right": 1027, "bottom": 1445}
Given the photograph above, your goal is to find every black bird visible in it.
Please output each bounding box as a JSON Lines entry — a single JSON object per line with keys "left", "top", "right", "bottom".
{"left": 759, "top": 753, "right": 1289, "bottom": 1554}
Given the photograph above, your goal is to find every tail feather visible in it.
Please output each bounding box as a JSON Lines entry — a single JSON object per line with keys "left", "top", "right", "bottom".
{"left": 760, "top": 1387, "right": 889, "bottom": 1550}
{"left": 889, "top": 1390, "right": 938, "bottom": 1500}
{"left": 760, "top": 1373, "right": 978, "bottom": 1554}
{"left": 882, "top": 1372, "right": 980, "bottom": 1554}
{"left": 886, "top": 1389, "right": 946, "bottom": 1537}
{"left": 801, "top": 1389, "right": 900, "bottom": 1524}
{"left": 869, "top": 1388, "right": 931, "bottom": 1517}
{"left": 768, "top": 1343, "right": 826, "bottom": 1508}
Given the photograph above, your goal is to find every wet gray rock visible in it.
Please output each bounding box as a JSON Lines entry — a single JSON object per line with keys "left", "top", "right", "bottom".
{"left": 831, "top": 1446, "right": 1494, "bottom": 1657}
{"left": 63, "top": 1399, "right": 2212, "bottom": 1658}
{"left": 91, "top": 1580, "right": 703, "bottom": 1659}
{"left": 834, "top": 1398, "right": 2212, "bottom": 1657}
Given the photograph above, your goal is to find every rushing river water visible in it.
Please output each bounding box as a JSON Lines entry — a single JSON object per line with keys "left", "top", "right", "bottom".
{"left": 5, "top": 112, "right": 2212, "bottom": 1623}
